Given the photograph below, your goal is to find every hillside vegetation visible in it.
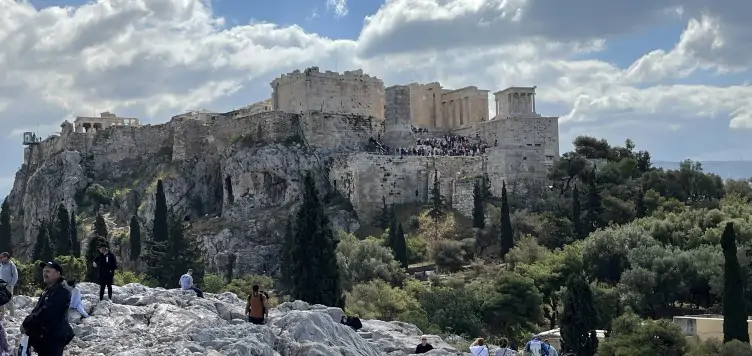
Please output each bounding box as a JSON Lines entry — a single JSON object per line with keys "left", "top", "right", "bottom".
{"left": 3, "top": 135, "right": 752, "bottom": 355}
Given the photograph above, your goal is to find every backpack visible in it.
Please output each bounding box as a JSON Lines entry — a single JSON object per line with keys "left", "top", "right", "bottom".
{"left": 0, "top": 279, "right": 11, "bottom": 307}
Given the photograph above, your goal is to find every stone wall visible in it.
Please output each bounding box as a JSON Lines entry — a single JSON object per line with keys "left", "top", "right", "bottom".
{"left": 382, "top": 85, "right": 416, "bottom": 148}
{"left": 330, "top": 153, "right": 484, "bottom": 222}
{"left": 452, "top": 178, "right": 476, "bottom": 217}
{"left": 271, "top": 67, "right": 386, "bottom": 120}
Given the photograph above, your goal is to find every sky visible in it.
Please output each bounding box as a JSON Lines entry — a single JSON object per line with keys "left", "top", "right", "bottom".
{"left": 1, "top": 0, "right": 751, "bottom": 197}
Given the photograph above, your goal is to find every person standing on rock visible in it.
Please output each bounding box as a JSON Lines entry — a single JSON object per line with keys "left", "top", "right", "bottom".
{"left": 0, "top": 252, "right": 18, "bottom": 320}
{"left": 93, "top": 244, "right": 117, "bottom": 301}
{"left": 414, "top": 336, "right": 434, "bottom": 353}
{"left": 21, "top": 261, "right": 74, "bottom": 356}
{"left": 246, "top": 284, "right": 268, "bottom": 325}
{"left": 179, "top": 269, "right": 204, "bottom": 298}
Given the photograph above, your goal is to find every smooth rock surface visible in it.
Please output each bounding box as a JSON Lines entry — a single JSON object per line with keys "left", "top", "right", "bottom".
{"left": 2, "top": 283, "right": 467, "bottom": 355}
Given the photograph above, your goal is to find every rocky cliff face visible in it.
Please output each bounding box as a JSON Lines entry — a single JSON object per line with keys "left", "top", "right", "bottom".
{"left": 6, "top": 112, "right": 369, "bottom": 275}
{"left": 2, "top": 282, "right": 466, "bottom": 355}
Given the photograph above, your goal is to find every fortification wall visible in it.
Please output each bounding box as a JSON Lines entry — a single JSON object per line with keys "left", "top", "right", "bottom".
{"left": 382, "top": 85, "right": 416, "bottom": 148}
{"left": 330, "top": 153, "right": 484, "bottom": 222}
{"left": 271, "top": 67, "right": 385, "bottom": 120}
{"left": 452, "top": 178, "right": 476, "bottom": 217}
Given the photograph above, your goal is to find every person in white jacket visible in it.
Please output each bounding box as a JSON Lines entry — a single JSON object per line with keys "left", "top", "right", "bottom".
{"left": 469, "top": 338, "right": 491, "bottom": 356}
{"left": 66, "top": 280, "right": 89, "bottom": 321}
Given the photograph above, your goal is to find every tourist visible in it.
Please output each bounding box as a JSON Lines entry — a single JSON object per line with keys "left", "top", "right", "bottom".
{"left": 245, "top": 284, "right": 268, "bottom": 325}
{"left": 92, "top": 243, "right": 117, "bottom": 301}
{"left": 340, "top": 315, "right": 362, "bottom": 331}
{"left": 494, "top": 337, "right": 515, "bottom": 356}
{"left": 469, "top": 338, "right": 491, "bottom": 356}
{"left": 0, "top": 252, "right": 18, "bottom": 320}
{"left": 21, "top": 261, "right": 74, "bottom": 356}
{"left": 543, "top": 339, "right": 558, "bottom": 356}
{"left": 524, "top": 335, "right": 548, "bottom": 356}
{"left": 65, "top": 280, "right": 89, "bottom": 320}
{"left": 179, "top": 269, "right": 204, "bottom": 298}
{"left": 414, "top": 336, "right": 434, "bottom": 353}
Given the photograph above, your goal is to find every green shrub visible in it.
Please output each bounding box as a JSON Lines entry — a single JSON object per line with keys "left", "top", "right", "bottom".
{"left": 406, "top": 234, "right": 428, "bottom": 264}
{"left": 202, "top": 273, "right": 227, "bottom": 293}
{"left": 16, "top": 261, "right": 42, "bottom": 296}
{"left": 224, "top": 275, "right": 274, "bottom": 298}
{"left": 114, "top": 270, "right": 156, "bottom": 287}
{"left": 55, "top": 255, "right": 86, "bottom": 283}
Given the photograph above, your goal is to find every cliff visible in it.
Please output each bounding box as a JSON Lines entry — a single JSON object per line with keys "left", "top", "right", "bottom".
{"left": 3, "top": 283, "right": 465, "bottom": 355}
{"left": 6, "top": 111, "right": 373, "bottom": 275}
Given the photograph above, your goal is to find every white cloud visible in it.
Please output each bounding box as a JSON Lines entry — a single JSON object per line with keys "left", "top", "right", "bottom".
{"left": 0, "top": 0, "right": 750, "bottom": 192}
{"left": 326, "top": 0, "right": 348, "bottom": 18}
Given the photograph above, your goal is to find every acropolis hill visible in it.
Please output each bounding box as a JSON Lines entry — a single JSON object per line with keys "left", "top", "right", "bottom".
{"left": 8, "top": 66, "right": 559, "bottom": 275}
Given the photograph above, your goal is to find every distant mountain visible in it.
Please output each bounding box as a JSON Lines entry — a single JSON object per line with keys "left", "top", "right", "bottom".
{"left": 653, "top": 161, "right": 752, "bottom": 180}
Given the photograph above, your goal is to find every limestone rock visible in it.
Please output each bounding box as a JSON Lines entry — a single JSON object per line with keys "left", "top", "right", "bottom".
{"left": 2, "top": 283, "right": 466, "bottom": 356}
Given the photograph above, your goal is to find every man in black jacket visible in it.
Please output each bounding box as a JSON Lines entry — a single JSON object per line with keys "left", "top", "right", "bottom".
{"left": 93, "top": 244, "right": 117, "bottom": 301}
{"left": 21, "top": 261, "right": 74, "bottom": 356}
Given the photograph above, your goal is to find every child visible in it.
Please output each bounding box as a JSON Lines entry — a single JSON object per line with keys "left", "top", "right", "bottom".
{"left": 66, "top": 280, "right": 89, "bottom": 319}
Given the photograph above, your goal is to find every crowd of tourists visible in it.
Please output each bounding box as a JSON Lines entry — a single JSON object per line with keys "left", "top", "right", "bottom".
{"left": 415, "top": 335, "right": 558, "bottom": 355}
{"left": 395, "top": 134, "right": 490, "bottom": 156}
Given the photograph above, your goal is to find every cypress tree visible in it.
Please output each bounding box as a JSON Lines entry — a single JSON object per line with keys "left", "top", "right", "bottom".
{"left": 54, "top": 204, "right": 72, "bottom": 256}
{"left": 635, "top": 188, "right": 647, "bottom": 218}
{"left": 0, "top": 198, "right": 11, "bottom": 255}
{"left": 225, "top": 175, "right": 234, "bottom": 204}
{"left": 129, "top": 215, "right": 141, "bottom": 262}
{"left": 168, "top": 216, "right": 204, "bottom": 286}
{"left": 428, "top": 170, "right": 445, "bottom": 220}
{"left": 289, "top": 171, "right": 342, "bottom": 307}
{"left": 387, "top": 216, "right": 397, "bottom": 250}
{"left": 561, "top": 274, "right": 599, "bottom": 356}
{"left": 280, "top": 217, "right": 294, "bottom": 292}
{"left": 85, "top": 235, "right": 107, "bottom": 282}
{"left": 94, "top": 213, "right": 108, "bottom": 239}
{"left": 472, "top": 179, "right": 485, "bottom": 230}
{"left": 499, "top": 181, "right": 514, "bottom": 258}
{"left": 225, "top": 253, "right": 236, "bottom": 283}
{"left": 32, "top": 223, "right": 54, "bottom": 263}
{"left": 70, "top": 209, "right": 79, "bottom": 257}
{"left": 375, "top": 196, "right": 392, "bottom": 230}
{"left": 394, "top": 223, "right": 408, "bottom": 268}
{"left": 584, "top": 167, "right": 604, "bottom": 233}
{"left": 153, "top": 179, "right": 169, "bottom": 242}
{"left": 721, "top": 222, "right": 749, "bottom": 343}
{"left": 572, "top": 185, "right": 584, "bottom": 239}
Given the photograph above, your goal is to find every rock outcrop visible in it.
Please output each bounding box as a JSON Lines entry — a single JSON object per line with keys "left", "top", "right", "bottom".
{"left": 2, "top": 283, "right": 465, "bottom": 355}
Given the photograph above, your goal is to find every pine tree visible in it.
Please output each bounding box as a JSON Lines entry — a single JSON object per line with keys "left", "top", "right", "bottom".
{"left": 288, "top": 171, "right": 342, "bottom": 307}
{"left": 560, "top": 274, "right": 599, "bottom": 356}
{"left": 0, "top": 198, "right": 11, "bottom": 254}
{"left": 472, "top": 179, "right": 485, "bottom": 230}
{"left": 635, "top": 188, "right": 646, "bottom": 218}
{"left": 721, "top": 222, "right": 749, "bottom": 343}
{"left": 70, "top": 209, "right": 79, "bottom": 257}
{"left": 584, "top": 168, "right": 604, "bottom": 233}
{"left": 572, "top": 185, "right": 584, "bottom": 239}
{"left": 153, "top": 179, "right": 169, "bottom": 242}
{"left": 54, "top": 204, "right": 72, "bottom": 256}
{"left": 94, "top": 213, "right": 108, "bottom": 239}
{"left": 129, "top": 215, "right": 141, "bottom": 263}
{"left": 428, "top": 170, "right": 445, "bottom": 220}
{"left": 85, "top": 235, "right": 107, "bottom": 282}
{"left": 499, "top": 181, "right": 514, "bottom": 258}
{"left": 32, "top": 223, "right": 54, "bottom": 262}
{"left": 394, "top": 223, "right": 408, "bottom": 268}
{"left": 225, "top": 253, "right": 236, "bottom": 283}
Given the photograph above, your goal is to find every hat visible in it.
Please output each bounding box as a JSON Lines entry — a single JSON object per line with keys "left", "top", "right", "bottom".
{"left": 98, "top": 243, "right": 108, "bottom": 248}
{"left": 38, "top": 261, "right": 63, "bottom": 274}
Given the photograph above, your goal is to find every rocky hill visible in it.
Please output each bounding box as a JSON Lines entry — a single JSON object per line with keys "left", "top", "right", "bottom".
{"left": 6, "top": 112, "right": 369, "bottom": 274}
{"left": 2, "top": 282, "right": 465, "bottom": 355}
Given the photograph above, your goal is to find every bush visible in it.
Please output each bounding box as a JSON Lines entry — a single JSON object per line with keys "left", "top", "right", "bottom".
{"left": 345, "top": 279, "right": 424, "bottom": 322}
{"left": 224, "top": 275, "right": 274, "bottom": 299}
{"left": 114, "top": 270, "right": 156, "bottom": 287}
{"left": 337, "top": 232, "right": 405, "bottom": 291}
{"left": 55, "top": 255, "right": 86, "bottom": 283}
{"left": 406, "top": 234, "right": 428, "bottom": 264}
{"left": 16, "top": 261, "right": 42, "bottom": 296}
{"left": 202, "top": 273, "right": 227, "bottom": 293}
{"left": 432, "top": 239, "right": 466, "bottom": 272}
